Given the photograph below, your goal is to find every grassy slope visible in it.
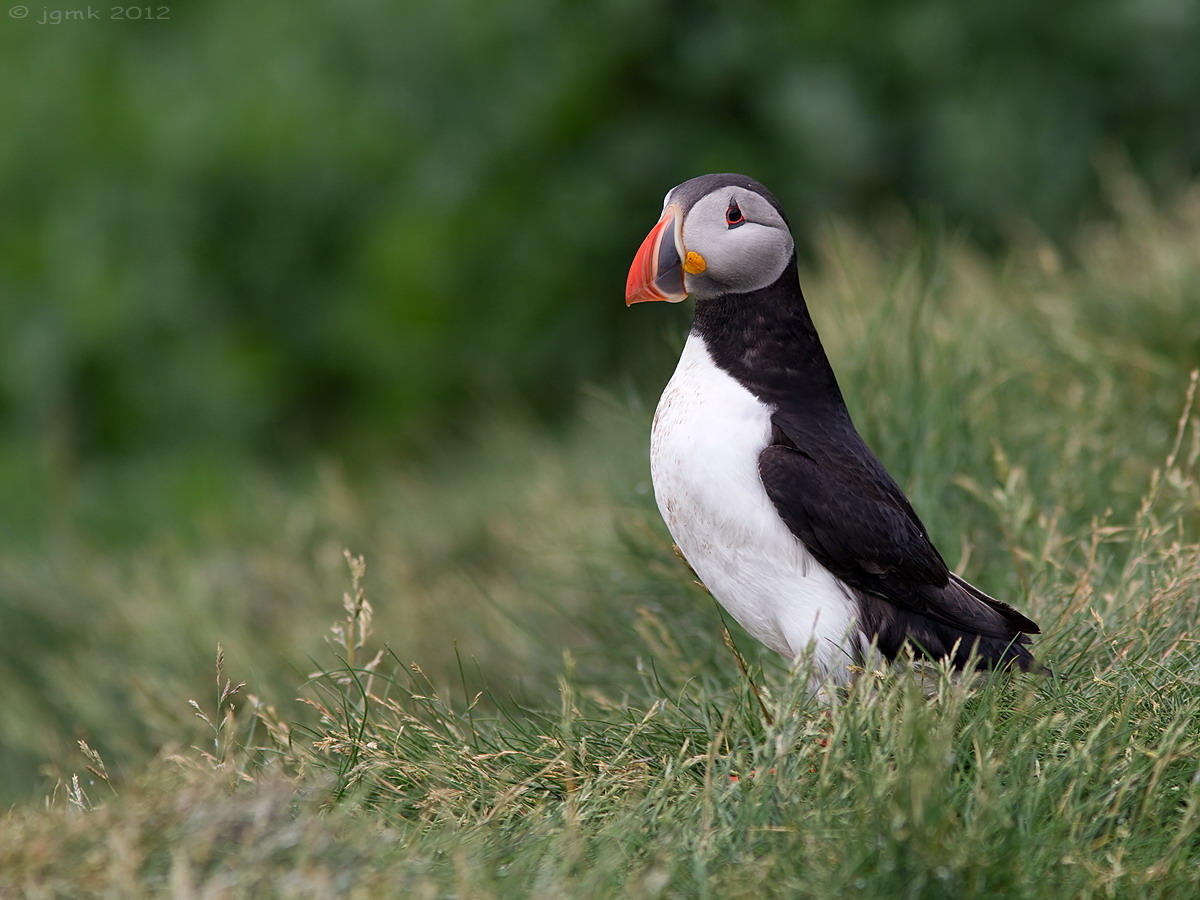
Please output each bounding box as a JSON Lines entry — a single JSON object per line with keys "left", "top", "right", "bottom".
{"left": 2, "top": 176, "right": 1199, "bottom": 895}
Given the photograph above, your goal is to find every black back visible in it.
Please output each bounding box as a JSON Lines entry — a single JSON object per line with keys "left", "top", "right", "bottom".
{"left": 693, "top": 255, "right": 1040, "bottom": 670}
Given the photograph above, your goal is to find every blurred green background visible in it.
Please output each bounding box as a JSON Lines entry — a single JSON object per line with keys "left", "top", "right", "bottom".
{"left": 1, "top": 0, "right": 1199, "bottom": 804}
{"left": 2, "top": 0, "right": 1198, "bottom": 480}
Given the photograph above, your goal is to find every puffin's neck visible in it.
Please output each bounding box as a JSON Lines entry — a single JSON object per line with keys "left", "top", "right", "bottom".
{"left": 690, "top": 256, "right": 848, "bottom": 415}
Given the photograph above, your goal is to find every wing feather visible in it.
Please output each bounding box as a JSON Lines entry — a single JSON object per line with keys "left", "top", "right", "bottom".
{"left": 758, "top": 415, "right": 1038, "bottom": 667}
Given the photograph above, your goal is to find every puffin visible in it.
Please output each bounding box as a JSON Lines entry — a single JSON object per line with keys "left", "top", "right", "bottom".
{"left": 625, "top": 173, "right": 1039, "bottom": 692}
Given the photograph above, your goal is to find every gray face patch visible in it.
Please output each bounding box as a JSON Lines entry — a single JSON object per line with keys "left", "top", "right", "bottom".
{"left": 679, "top": 186, "right": 794, "bottom": 299}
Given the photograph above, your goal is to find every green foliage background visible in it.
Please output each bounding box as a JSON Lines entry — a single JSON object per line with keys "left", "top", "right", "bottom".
{"left": 1, "top": 0, "right": 1198, "bottom": 470}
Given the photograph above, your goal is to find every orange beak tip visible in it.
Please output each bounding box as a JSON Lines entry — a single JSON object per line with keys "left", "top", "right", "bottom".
{"left": 624, "top": 205, "right": 687, "bottom": 306}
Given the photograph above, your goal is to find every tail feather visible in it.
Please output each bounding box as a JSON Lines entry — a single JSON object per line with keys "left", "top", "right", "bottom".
{"left": 855, "top": 576, "right": 1042, "bottom": 673}
{"left": 949, "top": 573, "right": 1040, "bottom": 635}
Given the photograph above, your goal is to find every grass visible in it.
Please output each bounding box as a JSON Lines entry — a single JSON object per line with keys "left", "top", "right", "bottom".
{"left": 2, "top": 173, "right": 1199, "bottom": 896}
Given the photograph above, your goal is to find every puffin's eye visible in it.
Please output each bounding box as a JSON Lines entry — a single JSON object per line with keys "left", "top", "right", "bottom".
{"left": 725, "top": 199, "right": 745, "bottom": 228}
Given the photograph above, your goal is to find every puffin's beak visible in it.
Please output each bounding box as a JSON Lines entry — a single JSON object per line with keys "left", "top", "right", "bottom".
{"left": 625, "top": 203, "right": 688, "bottom": 306}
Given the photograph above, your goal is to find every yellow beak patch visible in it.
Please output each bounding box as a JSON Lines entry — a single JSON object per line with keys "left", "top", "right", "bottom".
{"left": 683, "top": 251, "right": 707, "bottom": 275}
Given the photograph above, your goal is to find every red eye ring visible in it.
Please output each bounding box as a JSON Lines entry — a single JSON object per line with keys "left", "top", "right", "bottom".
{"left": 726, "top": 199, "right": 745, "bottom": 227}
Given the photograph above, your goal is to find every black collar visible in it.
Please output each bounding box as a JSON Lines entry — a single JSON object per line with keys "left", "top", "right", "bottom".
{"left": 691, "top": 255, "right": 850, "bottom": 421}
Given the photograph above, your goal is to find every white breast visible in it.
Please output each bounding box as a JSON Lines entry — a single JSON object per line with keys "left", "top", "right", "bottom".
{"left": 650, "top": 333, "right": 860, "bottom": 683}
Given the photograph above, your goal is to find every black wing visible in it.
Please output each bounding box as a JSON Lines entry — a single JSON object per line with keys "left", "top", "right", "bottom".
{"left": 758, "top": 414, "right": 1039, "bottom": 669}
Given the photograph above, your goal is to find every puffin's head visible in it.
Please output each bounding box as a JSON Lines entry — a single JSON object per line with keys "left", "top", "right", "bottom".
{"left": 625, "top": 173, "right": 794, "bottom": 306}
